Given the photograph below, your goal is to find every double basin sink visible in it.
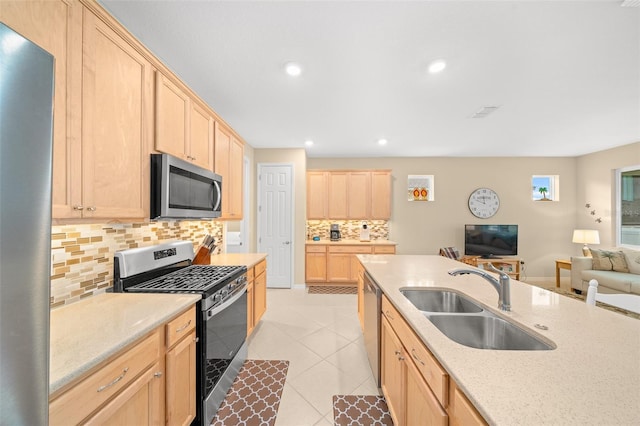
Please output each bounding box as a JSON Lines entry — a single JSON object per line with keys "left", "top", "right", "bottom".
{"left": 401, "top": 289, "right": 555, "bottom": 351}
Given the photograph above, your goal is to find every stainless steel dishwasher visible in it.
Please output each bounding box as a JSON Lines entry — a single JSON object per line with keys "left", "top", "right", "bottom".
{"left": 363, "top": 271, "right": 381, "bottom": 388}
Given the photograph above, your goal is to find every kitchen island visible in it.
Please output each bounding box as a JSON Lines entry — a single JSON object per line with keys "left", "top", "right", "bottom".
{"left": 359, "top": 254, "right": 640, "bottom": 425}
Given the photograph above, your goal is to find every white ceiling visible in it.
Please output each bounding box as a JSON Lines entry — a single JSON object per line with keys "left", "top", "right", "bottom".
{"left": 99, "top": 0, "right": 640, "bottom": 158}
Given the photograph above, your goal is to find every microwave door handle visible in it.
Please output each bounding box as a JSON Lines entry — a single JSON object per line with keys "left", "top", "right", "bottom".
{"left": 212, "top": 180, "right": 221, "bottom": 211}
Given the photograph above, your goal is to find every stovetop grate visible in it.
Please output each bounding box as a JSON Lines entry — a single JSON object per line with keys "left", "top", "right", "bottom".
{"left": 127, "top": 265, "right": 243, "bottom": 293}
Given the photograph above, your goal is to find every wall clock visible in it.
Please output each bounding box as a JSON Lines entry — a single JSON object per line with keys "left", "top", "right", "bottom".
{"left": 468, "top": 188, "right": 500, "bottom": 218}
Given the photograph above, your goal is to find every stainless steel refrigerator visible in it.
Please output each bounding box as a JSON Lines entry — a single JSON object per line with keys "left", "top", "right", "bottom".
{"left": 0, "top": 23, "right": 55, "bottom": 425}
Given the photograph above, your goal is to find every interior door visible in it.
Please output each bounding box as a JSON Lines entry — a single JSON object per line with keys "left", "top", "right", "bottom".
{"left": 257, "top": 164, "right": 293, "bottom": 288}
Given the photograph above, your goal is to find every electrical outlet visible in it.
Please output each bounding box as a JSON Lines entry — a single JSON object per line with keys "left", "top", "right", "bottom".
{"left": 51, "top": 248, "right": 65, "bottom": 275}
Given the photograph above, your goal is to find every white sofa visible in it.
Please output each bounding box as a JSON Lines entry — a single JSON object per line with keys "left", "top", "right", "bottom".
{"left": 571, "top": 247, "right": 640, "bottom": 295}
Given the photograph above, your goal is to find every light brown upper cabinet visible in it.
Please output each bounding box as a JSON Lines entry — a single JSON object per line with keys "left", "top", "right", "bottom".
{"left": 1, "top": 0, "right": 83, "bottom": 219}
{"left": 306, "top": 170, "right": 391, "bottom": 220}
{"left": 80, "top": 10, "right": 153, "bottom": 219}
{"left": 155, "top": 72, "right": 214, "bottom": 171}
{"left": 371, "top": 171, "right": 392, "bottom": 219}
{"left": 214, "top": 122, "right": 244, "bottom": 220}
{"left": 307, "top": 171, "right": 329, "bottom": 219}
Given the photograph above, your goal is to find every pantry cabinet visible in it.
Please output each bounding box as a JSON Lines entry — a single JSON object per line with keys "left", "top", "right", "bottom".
{"left": 306, "top": 170, "right": 391, "bottom": 220}
{"left": 214, "top": 122, "right": 244, "bottom": 220}
{"left": 155, "top": 72, "right": 214, "bottom": 172}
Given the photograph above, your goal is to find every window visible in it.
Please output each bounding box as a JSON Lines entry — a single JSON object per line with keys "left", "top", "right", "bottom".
{"left": 532, "top": 175, "right": 559, "bottom": 201}
{"left": 616, "top": 166, "right": 640, "bottom": 247}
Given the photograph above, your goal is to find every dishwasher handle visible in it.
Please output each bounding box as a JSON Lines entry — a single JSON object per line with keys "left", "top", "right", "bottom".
{"left": 364, "top": 273, "right": 379, "bottom": 295}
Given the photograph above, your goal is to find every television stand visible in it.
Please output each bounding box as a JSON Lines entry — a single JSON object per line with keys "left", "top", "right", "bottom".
{"left": 479, "top": 254, "right": 502, "bottom": 259}
{"left": 460, "top": 256, "right": 521, "bottom": 280}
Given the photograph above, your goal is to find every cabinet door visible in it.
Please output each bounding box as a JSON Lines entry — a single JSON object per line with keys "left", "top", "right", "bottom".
{"left": 305, "top": 252, "right": 327, "bottom": 282}
{"left": 405, "top": 355, "right": 448, "bottom": 426}
{"left": 155, "top": 72, "right": 188, "bottom": 160}
{"left": 1, "top": 0, "right": 84, "bottom": 218}
{"left": 165, "top": 331, "right": 197, "bottom": 426}
{"left": 328, "top": 172, "right": 348, "bottom": 219}
{"left": 381, "top": 317, "right": 405, "bottom": 426}
{"left": 214, "top": 122, "right": 231, "bottom": 217}
{"left": 327, "top": 253, "right": 352, "bottom": 282}
{"left": 357, "top": 261, "right": 365, "bottom": 330}
{"left": 189, "top": 101, "right": 214, "bottom": 171}
{"left": 307, "top": 171, "right": 328, "bottom": 219}
{"left": 228, "top": 136, "right": 244, "bottom": 219}
{"left": 85, "top": 363, "right": 163, "bottom": 426}
{"left": 347, "top": 172, "right": 370, "bottom": 219}
{"left": 254, "top": 270, "right": 267, "bottom": 324}
{"left": 371, "top": 171, "right": 391, "bottom": 219}
{"left": 82, "top": 10, "right": 152, "bottom": 218}
{"left": 247, "top": 280, "right": 255, "bottom": 335}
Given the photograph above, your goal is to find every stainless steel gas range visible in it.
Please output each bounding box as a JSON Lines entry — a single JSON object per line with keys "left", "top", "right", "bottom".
{"left": 113, "top": 241, "right": 247, "bottom": 426}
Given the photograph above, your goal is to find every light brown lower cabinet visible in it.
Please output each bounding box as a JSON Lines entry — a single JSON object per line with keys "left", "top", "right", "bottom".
{"left": 247, "top": 259, "right": 268, "bottom": 336}
{"left": 305, "top": 243, "right": 396, "bottom": 285}
{"left": 381, "top": 295, "right": 486, "bottom": 426}
{"left": 49, "top": 305, "right": 197, "bottom": 426}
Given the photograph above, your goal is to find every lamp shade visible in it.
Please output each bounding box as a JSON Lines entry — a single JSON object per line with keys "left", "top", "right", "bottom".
{"left": 572, "top": 229, "right": 600, "bottom": 244}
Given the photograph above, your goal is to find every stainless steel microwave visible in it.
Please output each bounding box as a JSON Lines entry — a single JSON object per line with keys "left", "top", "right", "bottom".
{"left": 150, "top": 153, "right": 222, "bottom": 219}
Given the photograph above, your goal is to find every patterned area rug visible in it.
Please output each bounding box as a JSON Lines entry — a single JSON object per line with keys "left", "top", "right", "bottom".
{"left": 333, "top": 395, "right": 393, "bottom": 426}
{"left": 308, "top": 285, "right": 357, "bottom": 294}
{"left": 211, "top": 360, "right": 289, "bottom": 426}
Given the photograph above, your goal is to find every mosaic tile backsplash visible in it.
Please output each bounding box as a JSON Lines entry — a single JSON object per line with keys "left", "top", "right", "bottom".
{"left": 306, "top": 220, "right": 389, "bottom": 240}
{"left": 50, "top": 221, "right": 223, "bottom": 308}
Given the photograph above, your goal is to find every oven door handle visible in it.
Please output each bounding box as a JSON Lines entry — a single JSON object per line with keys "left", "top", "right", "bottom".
{"left": 205, "top": 284, "right": 247, "bottom": 319}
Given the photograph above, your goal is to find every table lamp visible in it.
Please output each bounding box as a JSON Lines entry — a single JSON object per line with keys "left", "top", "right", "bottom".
{"left": 572, "top": 229, "right": 600, "bottom": 256}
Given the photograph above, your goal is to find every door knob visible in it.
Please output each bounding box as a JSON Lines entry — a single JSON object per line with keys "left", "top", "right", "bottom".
{"left": 283, "top": 241, "right": 290, "bottom": 245}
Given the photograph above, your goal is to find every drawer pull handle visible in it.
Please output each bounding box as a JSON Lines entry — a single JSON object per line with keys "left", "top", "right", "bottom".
{"left": 385, "top": 310, "right": 395, "bottom": 320}
{"left": 97, "top": 367, "right": 129, "bottom": 392}
{"left": 411, "top": 349, "right": 426, "bottom": 366}
{"left": 176, "top": 320, "right": 192, "bottom": 333}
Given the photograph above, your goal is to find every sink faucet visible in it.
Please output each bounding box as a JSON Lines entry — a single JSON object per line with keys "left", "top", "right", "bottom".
{"left": 448, "top": 263, "right": 511, "bottom": 311}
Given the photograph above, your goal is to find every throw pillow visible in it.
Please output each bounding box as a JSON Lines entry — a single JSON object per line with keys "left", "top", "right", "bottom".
{"left": 591, "top": 249, "right": 630, "bottom": 272}
{"left": 621, "top": 249, "right": 640, "bottom": 275}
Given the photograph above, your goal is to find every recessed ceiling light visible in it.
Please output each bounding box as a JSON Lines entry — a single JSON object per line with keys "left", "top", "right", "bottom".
{"left": 377, "top": 139, "right": 388, "bottom": 146}
{"left": 285, "top": 62, "right": 302, "bottom": 77}
{"left": 304, "top": 140, "right": 314, "bottom": 146}
{"left": 428, "top": 59, "right": 446, "bottom": 74}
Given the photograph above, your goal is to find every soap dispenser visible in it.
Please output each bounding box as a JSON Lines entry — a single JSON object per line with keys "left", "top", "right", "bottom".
{"left": 359, "top": 221, "right": 371, "bottom": 242}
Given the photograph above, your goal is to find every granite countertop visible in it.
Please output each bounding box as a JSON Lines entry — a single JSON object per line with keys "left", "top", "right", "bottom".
{"left": 305, "top": 239, "right": 397, "bottom": 245}
{"left": 49, "top": 293, "right": 200, "bottom": 396}
{"left": 358, "top": 254, "right": 640, "bottom": 425}
{"left": 208, "top": 253, "right": 267, "bottom": 269}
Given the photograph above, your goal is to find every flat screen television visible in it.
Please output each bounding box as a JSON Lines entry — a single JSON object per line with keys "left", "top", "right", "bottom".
{"left": 464, "top": 224, "right": 518, "bottom": 258}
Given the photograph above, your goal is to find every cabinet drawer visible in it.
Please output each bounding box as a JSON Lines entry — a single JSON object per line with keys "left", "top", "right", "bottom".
{"left": 373, "top": 245, "right": 396, "bottom": 254}
{"left": 382, "top": 296, "right": 448, "bottom": 406}
{"left": 166, "top": 307, "right": 196, "bottom": 349}
{"left": 49, "top": 330, "right": 160, "bottom": 425}
{"left": 328, "top": 245, "right": 373, "bottom": 254}
{"left": 306, "top": 245, "right": 327, "bottom": 253}
{"left": 255, "top": 259, "right": 266, "bottom": 277}
{"left": 247, "top": 266, "right": 255, "bottom": 282}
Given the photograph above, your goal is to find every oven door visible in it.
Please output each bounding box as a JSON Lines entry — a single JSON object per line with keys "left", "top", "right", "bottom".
{"left": 202, "top": 285, "right": 248, "bottom": 424}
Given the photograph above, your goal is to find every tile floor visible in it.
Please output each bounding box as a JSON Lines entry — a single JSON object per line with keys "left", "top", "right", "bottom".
{"left": 247, "top": 288, "right": 379, "bottom": 426}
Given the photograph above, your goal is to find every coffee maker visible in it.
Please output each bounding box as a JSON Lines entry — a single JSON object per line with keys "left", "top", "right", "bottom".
{"left": 330, "top": 223, "right": 341, "bottom": 241}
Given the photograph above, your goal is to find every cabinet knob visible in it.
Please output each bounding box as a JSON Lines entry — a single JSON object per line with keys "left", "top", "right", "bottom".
{"left": 87, "top": 206, "right": 96, "bottom": 212}
{"left": 154, "top": 372, "right": 163, "bottom": 378}
{"left": 73, "top": 205, "right": 84, "bottom": 211}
